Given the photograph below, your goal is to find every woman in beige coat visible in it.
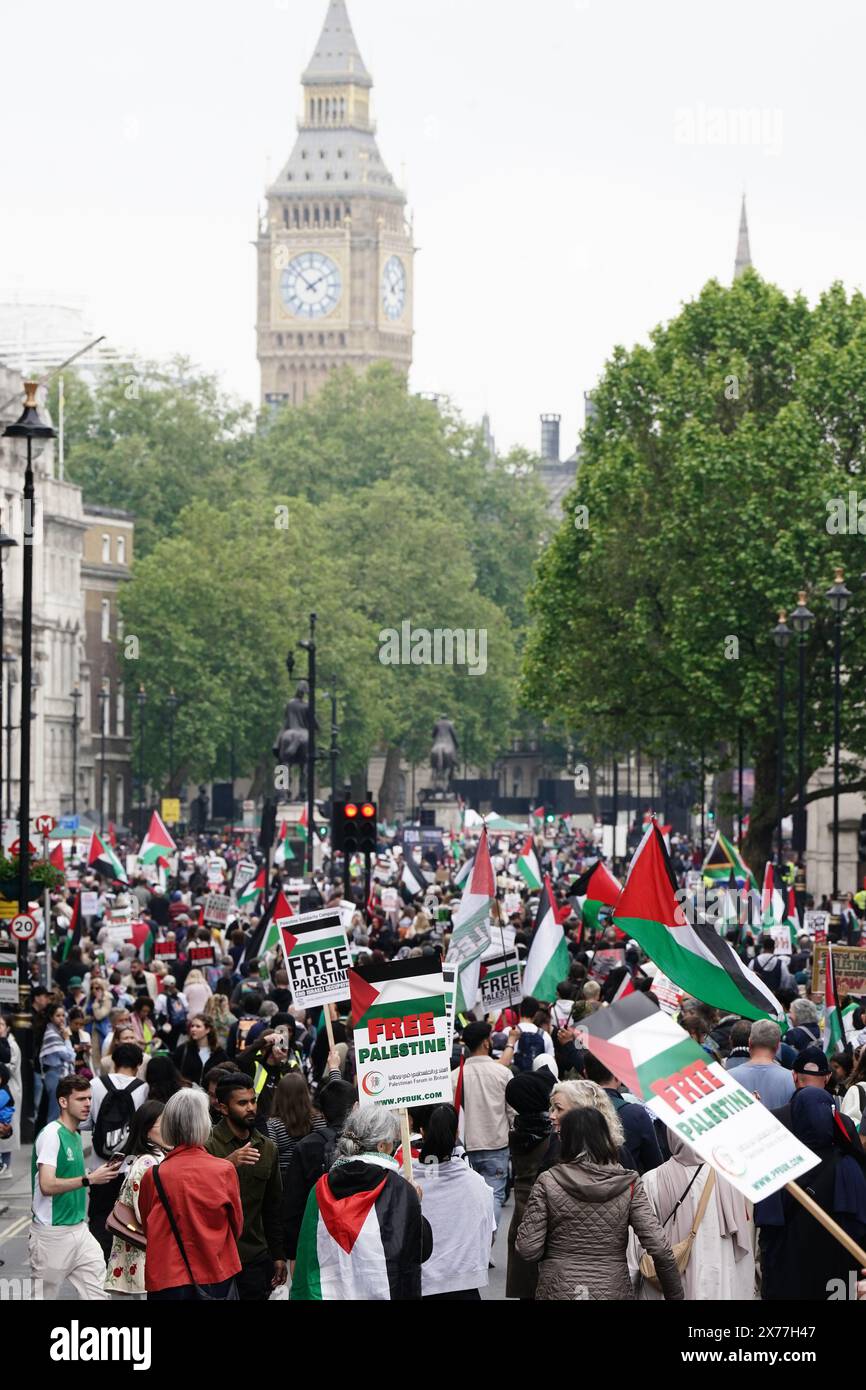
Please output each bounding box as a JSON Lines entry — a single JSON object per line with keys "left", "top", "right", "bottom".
{"left": 516, "top": 1106, "right": 683, "bottom": 1301}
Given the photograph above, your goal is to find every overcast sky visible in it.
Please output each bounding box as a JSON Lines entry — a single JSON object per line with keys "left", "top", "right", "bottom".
{"left": 2, "top": 0, "right": 865, "bottom": 455}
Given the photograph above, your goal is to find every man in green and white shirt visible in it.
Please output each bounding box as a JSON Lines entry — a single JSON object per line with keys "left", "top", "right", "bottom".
{"left": 30, "top": 1074, "right": 122, "bottom": 1299}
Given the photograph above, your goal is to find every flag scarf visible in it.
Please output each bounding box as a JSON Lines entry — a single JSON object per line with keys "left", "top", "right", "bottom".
{"left": 274, "top": 821, "right": 296, "bottom": 868}
{"left": 523, "top": 875, "right": 570, "bottom": 1003}
{"left": 822, "top": 947, "right": 844, "bottom": 1055}
{"left": 515, "top": 836, "right": 542, "bottom": 891}
{"left": 570, "top": 860, "right": 622, "bottom": 937}
{"left": 237, "top": 867, "right": 266, "bottom": 909}
{"left": 400, "top": 852, "right": 428, "bottom": 899}
{"left": 87, "top": 830, "right": 127, "bottom": 884}
{"left": 614, "top": 822, "right": 783, "bottom": 1022}
{"left": 702, "top": 831, "right": 757, "bottom": 889}
{"left": 446, "top": 828, "right": 494, "bottom": 1012}
{"left": 60, "top": 891, "right": 81, "bottom": 962}
{"left": 291, "top": 1159, "right": 408, "bottom": 1301}
{"left": 139, "top": 812, "right": 176, "bottom": 868}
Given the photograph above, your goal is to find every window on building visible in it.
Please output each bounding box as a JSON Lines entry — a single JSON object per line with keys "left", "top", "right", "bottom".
{"left": 116, "top": 683, "right": 124, "bottom": 736}
{"left": 117, "top": 536, "right": 125, "bottom": 565}
{"left": 115, "top": 774, "right": 125, "bottom": 821}
{"left": 101, "top": 599, "right": 111, "bottom": 642}
{"left": 101, "top": 533, "right": 110, "bottom": 563}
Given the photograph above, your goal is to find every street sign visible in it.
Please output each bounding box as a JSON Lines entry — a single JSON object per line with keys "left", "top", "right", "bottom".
{"left": 35, "top": 814, "right": 57, "bottom": 836}
{"left": 9, "top": 839, "right": 38, "bottom": 858}
{"left": 161, "top": 798, "right": 180, "bottom": 827}
{"left": 10, "top": 912, "right": 37, "bottom": 941}
{"left": 59, "top": 816, "right": 80, "bottom": 833}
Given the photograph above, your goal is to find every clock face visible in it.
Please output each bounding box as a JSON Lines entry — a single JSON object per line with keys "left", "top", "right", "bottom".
{"left": 280, "top": 251, "right": 342, "bottom": 319}
{"left": 381, "top": 255, "right": 407, "bottom": 320}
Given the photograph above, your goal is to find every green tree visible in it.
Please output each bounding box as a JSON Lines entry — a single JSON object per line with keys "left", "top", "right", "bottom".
{"left": 523, "top": 273, "right": 866, "bottom": 873}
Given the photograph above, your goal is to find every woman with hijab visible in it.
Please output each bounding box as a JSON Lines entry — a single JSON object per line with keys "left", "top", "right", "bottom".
{"left": 756, "top": 1086, "right": 866, "bottom": 1301}
{"left": 505, "top": 1069, "right": 557, "bottom": 1300}
{"left": 628, "top": 1128, "right": 755, "bottom": 1299}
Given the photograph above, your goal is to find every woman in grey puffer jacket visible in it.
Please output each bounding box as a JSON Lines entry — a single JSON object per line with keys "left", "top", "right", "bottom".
{"left": 516, "top": 1106, "right": 684, "bottom": 1301}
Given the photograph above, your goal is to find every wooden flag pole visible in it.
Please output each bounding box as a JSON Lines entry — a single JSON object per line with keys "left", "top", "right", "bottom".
{"left": 323, "top": 1003, "right": 336, "bottom": 1052}
{"left": 492, "top": 894, "right": 516, "bottom": 1018}
{"left": 399, "top": 1108, "right": 413, "bottom": 1182}
{"left": 785, "top": 1179, "right": 866, "bottom": 1265}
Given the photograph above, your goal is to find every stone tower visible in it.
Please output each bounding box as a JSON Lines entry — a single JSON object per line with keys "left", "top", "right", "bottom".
{"left": 257, "top": 0, "right": 414, "bottom": 408}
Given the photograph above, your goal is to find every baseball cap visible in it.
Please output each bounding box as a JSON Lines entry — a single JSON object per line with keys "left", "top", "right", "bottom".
{"left": 793, "top": 1045, "right": 830, "bottom": 1076}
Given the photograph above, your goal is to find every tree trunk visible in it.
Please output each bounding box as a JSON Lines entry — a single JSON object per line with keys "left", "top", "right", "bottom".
{"left": 378, "top": 744, "right": 403, "bottom": 822}
{"left": 742, "top": 737, "right": 777, "bottom": 878}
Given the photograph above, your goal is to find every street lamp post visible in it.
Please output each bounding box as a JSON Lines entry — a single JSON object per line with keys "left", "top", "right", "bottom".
{"left": 4, "top": 653, "right": 16, "bottom": 822}
{"left": 299, "top": 613, "right": 317, "bottom": 877}
{"left": 772, "top": 611, "right": 792, "bottom": 866}
{"left": 3, "top": 383, "right": 55, "bottom": 925}
{"left": 166, "top": 688, "right": 179, "bottom": 795}
{"left": 99, "top": 678, "right": 110, "bottom": 833}
{"left": 70, "top": 684, "right": 81, "bottom": 815}
{"left": 790, "top": 591, "right": 814, "bottom": 860}
{"left": 0, "top": 515, "right": 17, "bottom": 829}
{"left": 826, "top": 568, "right": 851, "bottom": 899}
{"left": 327, "top": 673, "right": 339, "bottom": 806}
{"left": 136, "top": 685, "right": 147, "bottom": 838}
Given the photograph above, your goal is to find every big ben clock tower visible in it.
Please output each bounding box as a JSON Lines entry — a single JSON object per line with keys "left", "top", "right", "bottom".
{"left": 257, "top": 0, "right": 414, "bottom": 408}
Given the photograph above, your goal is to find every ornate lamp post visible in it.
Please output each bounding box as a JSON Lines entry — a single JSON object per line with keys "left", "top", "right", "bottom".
{"left": 70, "top": 683, "right": 81, "bottom": 816}
{"left": 136, "top": 685, "right": 148, "bottom": 838}
{"left": 0, "top": 514, "right": 17, "bottom": 825}
{"left": 790, "top": 591, "right": 814, "bottom": 859}
{"left": 298, "top": 613, "right": 317, "bottom": 877}
{"left": 826, "top": 568, "right": 851, "bottom": 899}
{"left": 99, "top": 678, "right": 110, "bottom": 832}
{"left": 772, "top": 611, "right": 792, "bottom": 866}
{"left": 4, "top": 652, "right": 16, "bottom": 822}
{"left": 166, "top": 687, "right": 179, "bottom": 795}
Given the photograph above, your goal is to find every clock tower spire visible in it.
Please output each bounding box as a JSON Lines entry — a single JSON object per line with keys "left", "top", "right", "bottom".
{"left": 257, "top": 0, "right": 414, "bottom": 409}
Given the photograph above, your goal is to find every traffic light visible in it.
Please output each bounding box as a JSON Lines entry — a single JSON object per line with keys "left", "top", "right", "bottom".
{"left": 858, "top": 814, "right": 866, "bottom": 862}
{"left": 358, "top": 801, "right": 377, "bottom": 854}
{"left": 333, "top": 800, "right": 377, "bottom": 855}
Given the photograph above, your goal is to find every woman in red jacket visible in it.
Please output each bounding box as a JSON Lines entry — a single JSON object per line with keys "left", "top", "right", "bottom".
{"left": 138, "top": 1088, "right": 243, "bottom": 1300}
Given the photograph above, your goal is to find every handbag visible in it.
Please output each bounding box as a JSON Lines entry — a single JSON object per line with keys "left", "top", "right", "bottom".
{"left": 153, "top": 1164, "right": 239, "bottom": 1301}
{"left": 638, "top": 1166, "right": 716, "bottom": 1291}
{"left": 105, "top": 1196, "right": 147, "bottom": 1251}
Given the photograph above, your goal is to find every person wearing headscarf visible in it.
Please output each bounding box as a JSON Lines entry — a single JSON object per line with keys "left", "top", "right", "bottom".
{"left": 505, "top": 1068, "right": 557, "bottom": 1300}
{"left": 755, "top": 1086, "right": 866, "bottom": 1301}
{"left": 627, "top": 1129, "right": 755, "bottom": 1299}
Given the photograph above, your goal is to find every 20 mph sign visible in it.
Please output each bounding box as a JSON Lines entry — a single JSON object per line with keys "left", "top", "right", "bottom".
{"left": 10, "top": 913, "right": 37, "bottom": 941}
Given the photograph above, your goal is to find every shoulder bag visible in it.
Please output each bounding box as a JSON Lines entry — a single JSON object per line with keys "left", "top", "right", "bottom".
{"left": 638, "top": 1166, "right": 716, "bottom": 1291}
{"left": 153, "top": 1163, "right": 239, "bottom": 1301}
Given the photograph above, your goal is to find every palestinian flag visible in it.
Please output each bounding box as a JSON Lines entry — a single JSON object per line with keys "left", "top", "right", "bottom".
{"left": 237, "top": 866, "right": 266, "bottom": 909}
{"left": 822, "top": 946, "right": 844, "bottom": 1055}
{"left": 297, "top": 805, "right": 310, "bottom": 841}
{"left": 291, "top": 1161, "right": 417, "bottom": 1300}
{"left": 613, "top": 821, "right": 783, "bottom": 1022}
{"left": 531, "top": 806, "right": 545, "bottom": 834}
{"left": 523, "top": 875, "right": 570, "bottom": 1003}
{"left": 400, "top": 852, "right": 428, "bottom": 900}
{"left": 783, "top": 885, "right": 801, "bottom": 949}
{"left": 139, "top": 811, "right": 176, "bottom": 868}
{"left": 702, "top": 830, "right": 757, "bottom": 889}
{"left": 453, "top": 853, "right": 475, "bottom": 889}
{"left": 274, "top": 821, "right": 295, "bottom": 868}
{"left": 445, "top": 828, "right": 494, "bottom": 1012}
{"left": 87, "top": 830, "right": 127, "bottom": 884}
{"left": 612, "top": 971, "right": 636, "bottom": 1003}
{"left": 60, "top": 891, "right": 82, "bottom": 961}
{"left": 761, "top": 862, "right": 786, "bottom": 930}
{"left": 49, "top": 842, "right": 65, "bottom": 875}
{"left": 714, "top": 868, "right": 742, "bottom": 939}
{"left": 515, "top": 836, "right": 542, "bottom": 891}
{"left": 237, "top": 882, "right": 282, "bottom": 970}
{"left": 569, "top": 860, "right": 622, "bottom": 938}
{"left": 259, "top": 888, "right": 293, "bottom": 956}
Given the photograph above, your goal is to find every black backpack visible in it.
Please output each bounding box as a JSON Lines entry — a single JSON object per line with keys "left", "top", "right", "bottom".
{"left": 753, "top": 957, "right": 783, "bottom": 993}
{"left": 93, "top": 1076, "right": 145, "bottom": 1159}
{"left": 513, "top": 1029, "right": 547, "bottom": 1073}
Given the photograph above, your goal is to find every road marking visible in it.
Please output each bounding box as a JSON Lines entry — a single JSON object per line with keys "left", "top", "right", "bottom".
{"left": 0, "top": 1213, "right": 30, "bottom": 1243}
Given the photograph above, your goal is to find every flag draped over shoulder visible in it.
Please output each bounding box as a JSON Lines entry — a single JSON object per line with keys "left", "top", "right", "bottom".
{"left": 87, "top": 830, "right": 127, "bottom": 884}
{"left": 614, "top": 821, "right": 783, "bottom": 1022}
{"left": 515, "top": 836, "right": 542, "bottom": 891}
{"left": 446, "top": 828, "right": 494, "bottom": 1012}
{"left": 523, "top": 875, "right": 570, "bottom": 1003}
{"left": 291, "top": 1164, "right": 409, "bottom": 1301}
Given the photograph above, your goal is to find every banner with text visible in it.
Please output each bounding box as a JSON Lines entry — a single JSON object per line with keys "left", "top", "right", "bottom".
{"left": 351, "top": 957, "right": 452, "bottom": 1110}
{"left": 277, "top": 907, "right": 352, "bottom": 1009}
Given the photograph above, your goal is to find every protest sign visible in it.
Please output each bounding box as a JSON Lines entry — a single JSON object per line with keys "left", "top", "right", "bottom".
{"left": 350, "top": 957, "right": 452, "bottom": 1110}
{"left": 106, "top": 925, "right": 132, "bottom": 949}
{"left": 189, "top": 944, "right": 215, "bottom": 967}
{"left": 503, "top": 892, "right": 522, "bottom": 917}
{"left": 804, "top": 909, "right": 829, "bottom": 943}
{"left": 770, "top": 922, "right": 793, "bottom": 958}
{"left": 80, "top": 891, "right": 99, "bottom": 918}
{"left": 277, "top": 907, "right": 352, "bottom": 1009}
{"left": 203, "top": 893, "right": 231, "bottom": 927}
{"left": 206, "top": 862, "right": 225, "bottom": 888}
{"left": 154, "top": 940, "right": 177, "bottom": 962}
{"left": 0, "top": 950, "right": 16, "bottom": 1003}
{"left": 583, "top": 992, "right": 819, "bottom": 1202}
{"left": 590, "top": 946, "right": 625, "bottom": 981}
{"left": 479, "top": 949, "right": 522, "bottom": 1014}
{"left": 381, "top": 887, "right": 398, "bottom": 912}
{"left": 812, "top": 944, "right": 866, "bottom": 997}
{"left": 649, "top": 970, "right": 685, "bottom": 1015}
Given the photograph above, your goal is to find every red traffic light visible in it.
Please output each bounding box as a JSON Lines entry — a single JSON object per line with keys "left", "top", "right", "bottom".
{"left": 361, "top": 802, "right": 375, "bottom": 818}
{"left": 344, "top": 803, "right": 359, "bottom": 818}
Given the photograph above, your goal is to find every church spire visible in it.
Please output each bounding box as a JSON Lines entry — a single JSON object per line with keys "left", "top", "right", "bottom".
{"left": 734, "top": 194, "right": 752, "bottom": 280}
{"left": 302, "top": 0, "right": 372, "bottom": 89}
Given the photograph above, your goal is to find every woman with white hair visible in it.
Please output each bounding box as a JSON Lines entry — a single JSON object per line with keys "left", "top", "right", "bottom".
{"left": 138, "top": 1088, "right": 243, "bottom": 1301}
{"left": 291, "top": 1104, "right": 433, "bottom": 1301}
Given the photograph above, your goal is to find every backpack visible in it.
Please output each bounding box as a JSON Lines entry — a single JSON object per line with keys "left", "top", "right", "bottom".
{"left": 513, "top": 1029, "right": 546, "bottom": 1073}
{"left": 753, "top": 957, "right": 782, "bottom": 992}
{"left": 93, "top": 1076, "right": 145, "bottom": 1159}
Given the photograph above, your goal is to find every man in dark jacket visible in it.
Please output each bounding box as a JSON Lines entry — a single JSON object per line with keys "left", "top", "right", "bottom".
{"left": 206, "top": 1072, "right": 287, "bottom": 1300}
{"left": 583, "top": 1051, "right": 662, "bottom": 1174}
{"left": 283, "top": 1079, "right": 356, "bottom": 1261}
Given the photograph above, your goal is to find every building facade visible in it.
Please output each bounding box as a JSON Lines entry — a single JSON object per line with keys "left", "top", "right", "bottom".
{"left": 81, "top": 505, "right": 134, "bottom": 827}
{"left": 256, "top": 0, "right": 414, "bottom": 408}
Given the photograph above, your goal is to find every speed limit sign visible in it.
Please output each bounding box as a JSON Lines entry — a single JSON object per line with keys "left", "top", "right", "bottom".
{"left": 10, "top": 912, "right": 37, "bottom": 941}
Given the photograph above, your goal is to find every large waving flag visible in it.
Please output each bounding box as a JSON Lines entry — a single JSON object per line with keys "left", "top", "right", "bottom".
{"left": 87, "top": 830, "right": 128, "bottom": 884}
{"left": 822, "top": 947, "right": 844, "bottom": 1055}
{"left": 400, "top": 851, "right": 428, "bottom": 900}
{"left": 453, "top": 853, "right": 475, "bottom": 889}
{"left": 140, "top": 811, "right": 176, "bottom": 868}
{"left": 515, "top": 836, "right": 542, "bottom": 891}
{"left": 523, "top": 874, "right": 571, "bottom": 1003}
{"left": 569, "top": 860, "right": 622, "bottom": 937}
{"left": 614, "top": 821, "right": 782, "bottom": 1021}
{"left": 49, "top": 842, "right": 65, "bottom": 875}
{"left": 446, "top": 828, "right": 494, "bottom": 1012}
{"left": 702, "top": 830, "right": 757, "bottom": 890}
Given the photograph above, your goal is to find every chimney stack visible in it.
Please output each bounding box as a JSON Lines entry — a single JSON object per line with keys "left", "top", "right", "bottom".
{"left": 540, "top": 413, "right": 561, "bottom": 463}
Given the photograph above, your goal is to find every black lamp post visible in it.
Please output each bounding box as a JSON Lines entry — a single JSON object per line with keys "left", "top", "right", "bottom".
{"left": 790, "top": 591, "right": 814, "bottom": 860}
{"left": 327, "top": 673, "right": 339, "bottom": 806}
{"left": 166, "top": 687, "right": 179, "bottom": 795}
{"left": 98, "top": 678, "right": 110, "bottom": 833}
{"left": 772, "top": 611, "right": 792, "bottom": 866}
{"left": 3, "top": 382, "right": 55, "bottom": 925}
{"left": 4, "top": 652, "right": 16, "bottom": 822}
{"left": 0, "top": 515, "right": 17, "bottom": 823}
{"left": 137, "top": 685, "right": 147, "bottom": 838}
{"left": 298, "top": 612, "right": 317, "bottom": 877}
{"left": 826, "top": 567, "right": 851, "bottom": 899}
{"left": 70, "top": 684, "right": 81, "bottom": 816}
